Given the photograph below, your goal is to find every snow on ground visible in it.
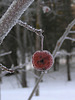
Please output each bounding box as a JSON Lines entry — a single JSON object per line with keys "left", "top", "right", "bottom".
{"left": 1, "top": 62, "right": 75, "bottom": 100}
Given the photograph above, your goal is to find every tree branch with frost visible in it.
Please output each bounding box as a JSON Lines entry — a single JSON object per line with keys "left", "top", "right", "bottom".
{"left": 18, "top": 20, "right": 44, "bottom": 36}
{"left": 0, "top": 51, "right": 12, "bottom": 57}
{"left": 0, "top": 63, "right": 40, "bottom": 79}
{"left": 0, "top": 64, "right": 14, "bottom": 73}
{"left": 18, "top": 20, "right": 44, "bottom": 51}
{"left": 0, "top": 63, "right": 27, "bottom": 73}
{"left": 56, "top": 50, "right": 75, "bottom": 57}
{"left": 0, "top": 0, "right": 34, "bottom": 44}
{"left": 69, "top": 31, "right": 75, "bottom": 33}
{"left": 65, "top": 37, "right": 75, "bottom": 41}
{"left": 52, "top": 19, "right": 75, "bottom": 58}
{"left": 28, "top": 19, "right": 75, "bottom": 100}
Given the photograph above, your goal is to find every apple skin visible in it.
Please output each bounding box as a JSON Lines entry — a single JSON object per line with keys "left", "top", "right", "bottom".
{"left": 32, "top": 50, "right": 54, "bottom": 71}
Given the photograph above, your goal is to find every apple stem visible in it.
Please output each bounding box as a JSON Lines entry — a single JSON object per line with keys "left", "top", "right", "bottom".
{"left": 41, "top": 34, "right": 44, "bottom": 51}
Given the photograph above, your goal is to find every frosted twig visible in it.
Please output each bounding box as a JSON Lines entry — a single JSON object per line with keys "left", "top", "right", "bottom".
{"left": 69, "top": 31, "right": 75, "bottom": 33}
{"left": 53, "top": 19, "right": 75, "bottom": 58}
{"left": 0, "top": 63, "right": 39, "bottom": 79}
{"left": 56, "top": 51, "right": 75, "bottom": 57}
{"left": 0, "top": 64, "right": 14, "bottom": 73}
{"left": 18, "top": 20, "right": 44, "bottom": 36}
{"left": 18, "top": 20, "right": 44, "bottom": 51}
{"left": 28, "top": 19, "right": 75, "bottom": 100}
{"left": 65, "top": 37, "right": 75, "bottom": 41}
{"left": 40, "top": 34, "right": 44, "bottom": 51}
{"left": 0, "top": 51, "right": 12, "bottom": 57}
{"left": 0, "top": 63, "right": 27, "bottom": 75}
{"left": 28, "top": 72, "right": 45, "bottom": 100}
{"left": 0, "top": 0, "right": 34, "bottom": 44}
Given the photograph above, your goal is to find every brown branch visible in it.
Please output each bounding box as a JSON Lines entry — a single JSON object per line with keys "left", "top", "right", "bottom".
{"left": 0, "top": 0, "right": 34, "bottom": 44}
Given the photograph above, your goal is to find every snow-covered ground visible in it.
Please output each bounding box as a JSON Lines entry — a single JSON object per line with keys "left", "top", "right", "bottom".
{"left": 1, "top": 61, "right": 75, "bottom": 100}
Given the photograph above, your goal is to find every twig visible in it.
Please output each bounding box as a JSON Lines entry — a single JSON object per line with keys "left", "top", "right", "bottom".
{"left": 0, "top": 51, "right": 12, "bottom": 57}
{"left": 18, "top": 20, "right": 44, "bottom": 51}
{"left": 0, "top": 63, "right": 40, "bottom": 79}
{"left": 40, "top": 35, "right": 44, "bottom": 51}
{"left": 56, "top": 51, "right": 75, "bottom": 57}
{"left": 28, "top": 72, "right": 45, "bottom": 100}
{"left": 65, "top": 37, "right": 75, "bottom": 41}
{"left": 0, "top": 64, "right": 14, "bottom": 73}
{"left": 18, "top": 20, "right": 44, "bottom": 36}
{"left": 69, "top": 31, "right": 75, "bottom": 33}
{"left": 52, "top": 19, "right": 75, "bottom": 58}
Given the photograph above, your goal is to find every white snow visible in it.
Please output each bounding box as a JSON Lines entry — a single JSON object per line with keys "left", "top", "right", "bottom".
{"left": 1, "top": 62, "right": 75, "bottom": 100}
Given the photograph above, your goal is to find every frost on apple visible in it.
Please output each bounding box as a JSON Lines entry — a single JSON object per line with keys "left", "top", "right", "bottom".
{"left": 32, "top": 50, "right": 54, "bottom": 71}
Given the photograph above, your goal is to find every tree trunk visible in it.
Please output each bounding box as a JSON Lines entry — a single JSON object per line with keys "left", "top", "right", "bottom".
{"left": 34, "top": 0, "right": 42, "bottom": 96}
{"left": 66, "top": 55, "right": 71, "bottom": 81}
{"left": 21, "top": 53, "right": 27, "bottom": 87}
{"left": 0, "top": 69, "right": 2, "bottom": 82}
{"left": 16, "top": 24, "right": 27, "bottom": 87}
{"left": 54, "top": 57, "right": 59, "bottom": 71}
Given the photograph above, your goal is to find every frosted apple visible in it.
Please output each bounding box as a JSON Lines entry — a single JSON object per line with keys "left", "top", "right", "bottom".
{"left": 32, "top": 50, "right": 54, "bottom": 71}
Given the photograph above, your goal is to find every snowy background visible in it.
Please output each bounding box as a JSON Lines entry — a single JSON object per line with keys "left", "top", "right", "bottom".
{"left": 1, "top": 57, "right": 75, "bottom": 100}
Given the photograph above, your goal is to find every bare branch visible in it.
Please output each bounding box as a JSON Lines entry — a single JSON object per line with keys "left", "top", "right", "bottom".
{"left": 0, "top": 0, "right": 34, "bottom": 44}
{"left": 0, "top": 64, "right": 14, "bottom": 73}
{"left": 28, "top": 72, "right": 45, "bottom": 100}
{"left": 56, "top": 51, "right": 75, "bottom": 57}
{"left": 0, "top": 63, "right": 40, "bottom": 79}
{"left": 0, "top": 51, "right": 12, "bottom": 57}
{"left": 69, "top": 31, "right": 75, "bottom": 33}
{"left": 18, "top": 20, "right": 44, "bottom": 36}
{"left": 65, "top": 37, "right": 75, "bottom": 41}
{"left": 52, "top": 19, "right": 75, "bottom": 58}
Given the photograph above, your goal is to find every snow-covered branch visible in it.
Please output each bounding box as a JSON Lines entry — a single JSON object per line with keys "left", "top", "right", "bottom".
{"left": 0, "top": 63, "right": 40, "bottom": 79}
{"left": 53, "top": 19, "right": 75, "bottom": 58}
{"left": 65, "top": 37, "right": 75, "bottom": 41}
{"left": 0, "top": 63, "right": 27, "bottom": 74}
{"left": 0, "top": 64, "right": 14, "bottom": 73}
{"left": 56, "top": 50, "right": 75, "bottom": 57}
{"left": 69, "top": 31, "right": 75, "bottom": 33}
{"left": 18, "top": 20, "right": 43, "bottom": 36}
{"left": 18, "top": 20, "right": 44, "bottom": 50}
{"left": 0, "top": 0, "right": 34, "bottom": 44}
{"left": 0, "top": 51, "right": 12, "bottom": 57}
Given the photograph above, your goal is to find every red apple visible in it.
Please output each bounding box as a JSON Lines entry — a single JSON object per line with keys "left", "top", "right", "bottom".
{"left": 32, "top": 50, "right": 54, "bottom": 71}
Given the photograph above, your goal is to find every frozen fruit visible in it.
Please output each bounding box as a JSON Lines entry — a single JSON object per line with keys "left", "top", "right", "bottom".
{"left": 32, "top": 50, "right": 54, "bottom": 71}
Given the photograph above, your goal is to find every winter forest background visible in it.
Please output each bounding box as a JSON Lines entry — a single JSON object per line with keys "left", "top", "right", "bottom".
{"left": 0, "top": 0, "right": 75, "bottom": 100}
